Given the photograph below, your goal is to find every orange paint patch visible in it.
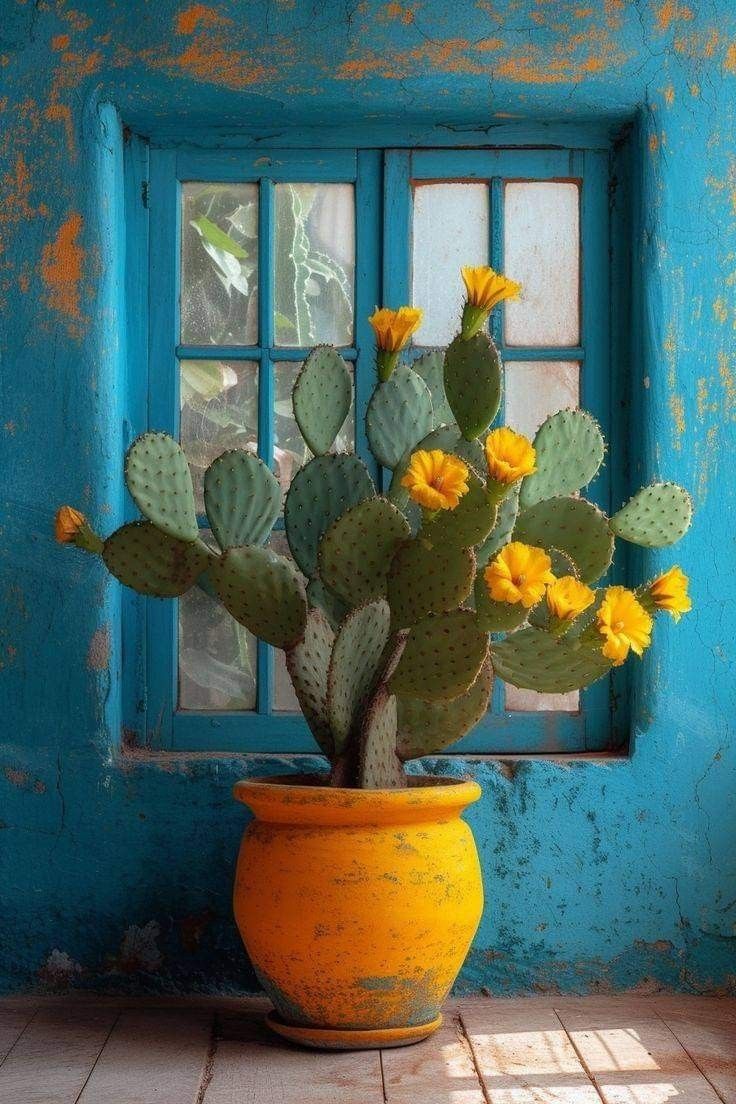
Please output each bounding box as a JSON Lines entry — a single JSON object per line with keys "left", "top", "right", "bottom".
{"left": 649, "top": 133, "right": 659, "bottom": 153}
{"left": 664, "top": 83, "right": 675, "bottom": 105}
{"left": 656, "top": 0, "right": 693, "bottom": 33}
{"left": 52, "top": 33, "right": 71, "bottom": 50}
{"left": 725, "top": 43, "right": 736, "bottom": 73}
{"left": 381, "top": 1, "right": 415, "bottom": 23}
{"left": 175, "top": 4, "right": 226, "bottom": 34}
{"left": 41, "top": 213, "right": 84, "bottom": 324}
{"left": 167, "top": 39, "right": 273, "bottom": 88}
{"left": 713, "top": 297, "right": 728, "bottom": 324}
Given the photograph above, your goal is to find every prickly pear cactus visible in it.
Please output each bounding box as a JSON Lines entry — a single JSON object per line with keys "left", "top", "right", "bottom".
{"left": 204, "top": 450, "right": 280, "bottom": 550}
{"left": 292, "top": 346, "right": 352, "bottom": 456}
{"left": 125, "top": 432, "right": 198, "bottom": 542}
{"left": 443, "top": 333, "right": 501, "bottom": 440}
{"left": 59, "top": 264, "right": 694, "bottom": 789}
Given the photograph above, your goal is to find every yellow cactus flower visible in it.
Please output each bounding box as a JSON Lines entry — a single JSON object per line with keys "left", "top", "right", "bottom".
{"left": 485, "top": 427, "right": 536, "bottom": 486}
{"left": 546, "top": 576, "right": 595, "bottom": 622}
{"left": 596, "top": 585, "right": 653, "bottom": 666}
{"left": 647, "top": 566, "right": 692, "bottom": 621}
{"left": 484, "top": 541, "right": 555, "bottom": 609}
{"left": 54, "top": 505, "right": 103, "bottom": 554}
{"left": 368, "top": 306, "right": 423, "bottom": 380}
{"left": 400, "top": 449, "right": 469, "bottom": 512}
{"left": 55, "top": 505, "right": 86, "bottom": 543}
{"left": 460, "top": 266, "right": 521, "bottom": 339}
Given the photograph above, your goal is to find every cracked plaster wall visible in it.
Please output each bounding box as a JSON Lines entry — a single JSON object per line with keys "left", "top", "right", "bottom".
{"left": 0, "top": 0, "right": 735, "bottom": 995}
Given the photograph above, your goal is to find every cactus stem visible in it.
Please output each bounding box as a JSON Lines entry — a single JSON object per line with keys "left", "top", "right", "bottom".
{"left": 377, "top": 348, "right": 400, "bottom": 382}
{"left": 486, "top": 479, "right": 513, "bottom": 509}
{"left": 460, "top": 303, "right": 489, "bottom": 340}
{"left": 75, "top": 522, "right": 104, "bottom": 555}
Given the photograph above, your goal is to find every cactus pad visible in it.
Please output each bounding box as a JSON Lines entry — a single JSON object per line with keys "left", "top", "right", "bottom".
{"left": 327, "top": 599, "right": 391, "bottom": 752}
{"left": 366, "top": 365, "right": 433, "bottom": 469}
{"left": 293, "top": 346, "right": 352, "bottom": 456}
{"left": 396, "top": 658, "right": 493, "bottom": 760}
{"left": 476, "top": 485, "right": 520, "bottom": 567}
{"left": 424, "top": 469, "right": 497, "bottom": 550}
{"left": 474, "top": 572, "right": 530, "bottom": 633}
{"left": 610, "top": 482, "right": 693, "bottom": 547}
{"left": 411, "top": 349, "right": 454, "bottom": 426}
{"left": 319, "top": 497, "right": 410, "bottom": 607}
{"left": 210, "top": 545, "right": 307, "bottom": 648}
{"left": 125, "top": 432, "right": 198, "bottom": 542}
{"left": 285, "top": 454, "right": 375, "bottom": 577}
{"left": 520, "top": 408, "right": 605, "bottom": 509}
{"left": 514, "top": 496, "right": 614, "bottom": 583}
{"left": 285, "top": 608, "right": 335, "bottom": 756}
{"left": 388, "top": 539, "right": 475, "bottom": 628}
{"left": 203, "top": 450, "right": 280, "bottom": 550}
{"left": 492, "top": 626, "right": 611, "bottom": 693}
{"left": 306, "top": 576, "right": 348, "bottom": 630}
{"left": 103, "top": 522, "right": 209, "bottom": 597}
{"left": 358, "top": 687, "right": 405, "bottom": 789}
{"left": 389, "top": 609, "right": 489, "bottom": 702}
{"left": 444, "top": 332, "right": 501, "bottom": 440}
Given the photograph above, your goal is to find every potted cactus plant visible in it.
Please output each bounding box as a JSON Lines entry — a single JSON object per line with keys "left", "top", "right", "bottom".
{"left": 57, "top": 266, "right": 692, "bottom": 1049}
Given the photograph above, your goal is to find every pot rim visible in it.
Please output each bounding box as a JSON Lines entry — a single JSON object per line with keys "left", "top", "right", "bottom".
{"left": 233, "top": 773, "right": 481, "bottom": 826}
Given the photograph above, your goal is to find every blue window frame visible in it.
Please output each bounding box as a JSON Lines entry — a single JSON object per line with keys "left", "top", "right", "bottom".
{"left": 126, "top": 140, "right": 626, "bottom": 756}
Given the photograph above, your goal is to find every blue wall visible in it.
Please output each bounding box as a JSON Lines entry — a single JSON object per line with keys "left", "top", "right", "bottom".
{"left": 1, "top": 0, "right": 735, "bottom": 995}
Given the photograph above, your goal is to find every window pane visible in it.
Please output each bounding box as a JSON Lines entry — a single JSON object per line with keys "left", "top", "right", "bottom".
{"left": 181, "top": 182, "right": 258, "bottom": 346}
{"left": 178, "top": 543, "right": 257, "bottom": 712}
{"left": 273, "top": 360, "right": 354, "bottom": 499}
{"left": 504, "top": 361, "right": 579, "bottom": 438}
{"left": 412, "top": 182, "right": 489, "bottom": 346}
{"left": 506, "top": 686, "right": 579, "bottom": 713}
{"left": 274, "top": 184, "right": 355, "bottom": 347}
{"left": 503, "top": 182, "right": 580, "bottom": 347}
{"left": 179, "top": 359, "right": 258, "bottom": 512}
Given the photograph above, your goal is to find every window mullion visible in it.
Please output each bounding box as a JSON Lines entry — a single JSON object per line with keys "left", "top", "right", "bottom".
{"left": 257, "top": 177, "right": 275, "bottom": 717}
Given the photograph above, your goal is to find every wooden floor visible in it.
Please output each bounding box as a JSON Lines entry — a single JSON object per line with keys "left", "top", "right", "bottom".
{"left": 0, "top": 995, "right": 735, "bottom": 1103}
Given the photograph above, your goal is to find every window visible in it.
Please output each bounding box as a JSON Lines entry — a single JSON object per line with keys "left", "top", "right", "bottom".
{"left": 129, "top": 141, "right": 624, "bottom": 755}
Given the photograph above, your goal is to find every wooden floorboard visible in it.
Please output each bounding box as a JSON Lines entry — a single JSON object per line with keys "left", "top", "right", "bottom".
{"left": 202, "top": 1014, "right": 384, "bottom": 1103}
{"left": 461, "top": 1000, "right": 604, "bottom": 1102}
{"left": 0, "top": 1004, "right": 119, "bottom": 1104}
{"left": 0, "top": 996, "right": 733, "bottom": 1103}
{"left": 557, "top": 1002, "right": 726, "bottom": 1104}
{"left": 75, "top": 1007, "right": 213, "bottom": 1104}
{"left": 381, "top": 1016, "right": 486, "bottom": 1103}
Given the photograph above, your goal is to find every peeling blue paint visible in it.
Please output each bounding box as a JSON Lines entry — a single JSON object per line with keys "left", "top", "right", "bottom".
{"left": 0, "top": 0, "right": 735, "bottom": 995}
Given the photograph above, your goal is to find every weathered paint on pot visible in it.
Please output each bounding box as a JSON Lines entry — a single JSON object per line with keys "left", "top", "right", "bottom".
{"left": 233, "top": 774, "right": 483, "bottom": 1049}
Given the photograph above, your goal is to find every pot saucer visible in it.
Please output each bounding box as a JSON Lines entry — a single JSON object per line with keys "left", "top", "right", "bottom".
{"left": 265, "top": 1010, "right": 443, "bottom": 1051}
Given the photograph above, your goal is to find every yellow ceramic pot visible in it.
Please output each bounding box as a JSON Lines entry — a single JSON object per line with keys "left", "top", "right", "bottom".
{"left": 233, "top": 774, "right": 483, "bottom": 1050}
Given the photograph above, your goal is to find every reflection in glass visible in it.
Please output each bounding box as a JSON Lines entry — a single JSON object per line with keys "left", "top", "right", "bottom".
{"left": 504, "top": 361, "right": 579, "bottom": 439}
{"left": 274, "top": 183, "right": 355, "bottom": 347}
{"left": 504, "top": 181, "right": 580, "bottom": 347}
{"left": 181, "top": 182, "right": 258, "bottom": 346}
{"left": 412, "top": 182, "right": 489, "bottom": 346}
{"left": 179, "top": 359, "right": 259, "bottom": 512}
{"left": 273, "top": 361, "right": 354, "bottom": 499}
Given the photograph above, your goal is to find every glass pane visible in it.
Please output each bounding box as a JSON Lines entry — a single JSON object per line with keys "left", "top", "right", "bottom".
{"left": 273, "top": 361, "right": 355, "bottom": 500}
{"left": 504, "top": 181, "right": 580, "bottom": 347}
{"left": 179, "top": 359, "right": 258, "bottom": 512}
{"left": 506, "top": 686, "right": 579, "bottom": 713}
{"left": 178, "top": 538, "right": 257, "bottom": 711}
{"left": 504, "top": 361, "right": 579, "bottom": 438}
{"left": 274, "top": 184, "right": 355, "bottom": 347}
{"left": 412, "top": 182, "right": 489, "bottom": 346}
{"left": 181, "top": 182, "right": 258, "bottom": 346}
{"left": 269, "top": 531, "right": 303, "bottom": 713}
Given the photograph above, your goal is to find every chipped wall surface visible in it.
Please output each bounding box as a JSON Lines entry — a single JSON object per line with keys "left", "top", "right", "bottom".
{"left": 1, "top": 0, "right": 735, "bottom": 995}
